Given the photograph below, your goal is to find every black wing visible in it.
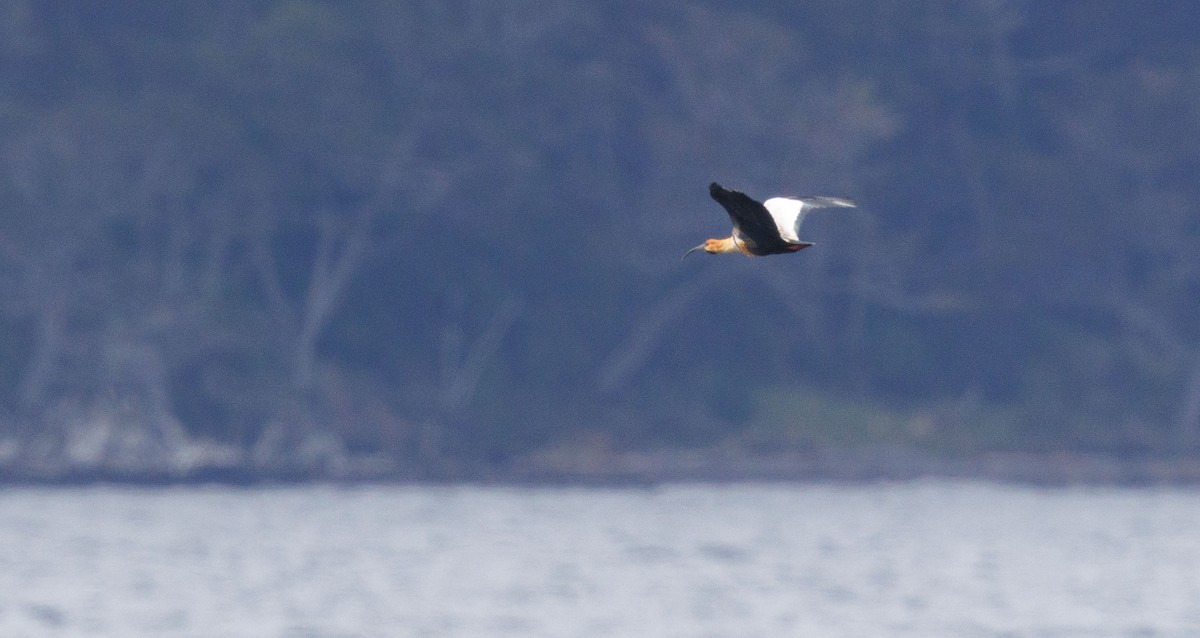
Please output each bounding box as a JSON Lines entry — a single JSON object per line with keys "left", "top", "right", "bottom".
{"left": 708, "top": 183, "right": 792, "bottom": 254}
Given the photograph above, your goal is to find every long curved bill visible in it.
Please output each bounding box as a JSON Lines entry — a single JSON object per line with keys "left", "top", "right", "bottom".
{"left": 682, "top": 244, "right": 706, "bottom": 259}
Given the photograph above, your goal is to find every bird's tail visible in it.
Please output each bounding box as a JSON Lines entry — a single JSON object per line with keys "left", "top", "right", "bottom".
{"left": 799, "top": 196, "right": 857, "bottom": 208}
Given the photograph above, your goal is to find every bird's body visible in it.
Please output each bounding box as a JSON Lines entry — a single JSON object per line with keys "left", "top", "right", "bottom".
{"left": 686, "top": 183, "right": 857, "bottom": 258}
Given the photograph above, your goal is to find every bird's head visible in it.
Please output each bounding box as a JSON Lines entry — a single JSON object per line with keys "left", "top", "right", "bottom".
{"left": 683, "top": 237, "right": 738, "bottom": 258}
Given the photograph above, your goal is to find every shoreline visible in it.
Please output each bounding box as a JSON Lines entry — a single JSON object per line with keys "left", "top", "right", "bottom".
{"left": 4, "top": 448, "right": 1200, "bottom": 488}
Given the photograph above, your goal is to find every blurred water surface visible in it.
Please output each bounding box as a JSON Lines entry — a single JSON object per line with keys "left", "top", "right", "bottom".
{"left": 1, "top": 481, "right": 1198, "bottom": 637}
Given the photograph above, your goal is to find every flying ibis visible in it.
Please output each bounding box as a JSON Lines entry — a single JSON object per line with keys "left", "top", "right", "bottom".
{"left": 685, "top": 182, "right": 858, "bottom": 258}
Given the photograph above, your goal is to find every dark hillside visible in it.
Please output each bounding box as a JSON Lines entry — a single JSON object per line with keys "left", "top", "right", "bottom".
{"left": 1, "top": 1, "right": 1198, "bottom": 481}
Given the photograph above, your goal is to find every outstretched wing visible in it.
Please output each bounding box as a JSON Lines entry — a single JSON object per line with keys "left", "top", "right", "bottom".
{"left": 708, "top": 183, "right": 792, "bottom": 252}
{"left": 762, "top": 196, "right": 857, "bottom": 243}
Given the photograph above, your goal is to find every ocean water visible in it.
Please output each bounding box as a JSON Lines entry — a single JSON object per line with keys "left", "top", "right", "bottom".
{"left": 1, "top": 481, "right": 1198, "bottom": 637}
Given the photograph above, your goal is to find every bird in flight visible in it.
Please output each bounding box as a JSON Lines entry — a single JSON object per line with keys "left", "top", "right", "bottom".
{"left": 685, "top": 182, "right": 857, "bottom": 258}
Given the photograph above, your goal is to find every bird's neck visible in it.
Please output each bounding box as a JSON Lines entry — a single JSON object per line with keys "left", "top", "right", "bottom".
{"left": 710, "top": 237, "right": 744, "bottom": 254}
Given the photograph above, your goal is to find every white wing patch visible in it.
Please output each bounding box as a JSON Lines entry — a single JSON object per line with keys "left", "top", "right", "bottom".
{"left": 763, "top": 196, "right": 858, "bottom": 244}
{"left": 762, "top": 198, "right": 806, "bottom": 243}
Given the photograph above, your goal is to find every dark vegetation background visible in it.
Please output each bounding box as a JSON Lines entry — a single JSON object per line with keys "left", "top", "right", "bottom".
{"left": 2, "top": 1, "right": 1199, "bottom": 480}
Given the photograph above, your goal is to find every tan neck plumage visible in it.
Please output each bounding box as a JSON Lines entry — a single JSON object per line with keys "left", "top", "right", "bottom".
{"left": 708, "top": 236, "right": 750, "bottom": 255}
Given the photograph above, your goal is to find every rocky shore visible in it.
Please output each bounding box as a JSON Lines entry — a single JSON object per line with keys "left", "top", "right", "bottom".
{"left": 5, "top": 434, "right": 1200, "bottom": 487}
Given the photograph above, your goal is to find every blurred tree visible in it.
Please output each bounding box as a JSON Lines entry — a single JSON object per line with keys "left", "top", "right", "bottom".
{"left": 0, "top": 0, "right": 1199, "bottom": 478}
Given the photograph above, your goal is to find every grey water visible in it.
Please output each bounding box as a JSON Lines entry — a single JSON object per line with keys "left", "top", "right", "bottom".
{"left": 1, "top": 482, "right": 1198, "bottom": 637}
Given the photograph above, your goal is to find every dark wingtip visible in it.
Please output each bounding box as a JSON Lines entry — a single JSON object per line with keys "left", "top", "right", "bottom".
{"left": 709, "top": 182, "right": 723, "bottom": 193}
